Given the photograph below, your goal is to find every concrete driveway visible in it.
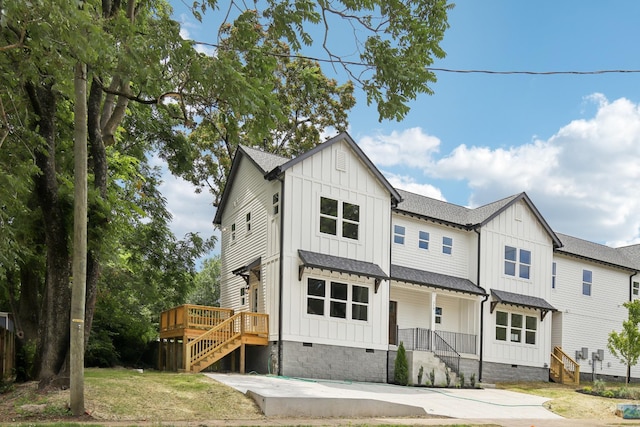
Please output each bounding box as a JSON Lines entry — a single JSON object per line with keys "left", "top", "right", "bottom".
{"left": 205, "top": 373, "right": 563, "bottom": 420}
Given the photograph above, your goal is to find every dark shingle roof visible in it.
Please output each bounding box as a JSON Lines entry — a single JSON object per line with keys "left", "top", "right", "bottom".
{"left": 555, "top": 232, "right": 638, "bottom": 271}
{"left": 491, "top": 289, "right": 556, "bottom": 313}
{"left": 239, "top": 145, "right": 289, "bottom": 174}
{"left": 618, "top": 244, "right": 640, "bottom": 267}
{"left": 298, "top": 250, "right": 388, "bottom": 280}
{"left": 395, "top": 190, "right": 561, "bottom": 247}
{"left": 390, "top": 264, "right": 486, "bottom": 296}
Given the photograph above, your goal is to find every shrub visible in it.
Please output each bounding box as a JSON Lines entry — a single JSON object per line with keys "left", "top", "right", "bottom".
{"left": 394, "top": 342, "right": 409, "bottom": 386}
{"left": 458, "top": 372, "right": 465, "bottom": 388}
{"left": 593, "top": 379, "right": 606, "bottom": 393}
{"left": 445, "top": 369, "right": 451, "bottom": 387}
{"left": 602, "top": 390, "right": 615, "bottom": 398}
{"left": 417, "top": 365, "right": 424, "bottom": 385}
{"left": 429, "top": 369, "right": 435, "bottom": 386}
{"left": 470, "top": 373, "right": 476, "bottom": 388}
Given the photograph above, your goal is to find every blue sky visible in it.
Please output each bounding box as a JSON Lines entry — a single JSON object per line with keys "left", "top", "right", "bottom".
{"left": 163, "top": 0, "right": 640, "bottom": 259}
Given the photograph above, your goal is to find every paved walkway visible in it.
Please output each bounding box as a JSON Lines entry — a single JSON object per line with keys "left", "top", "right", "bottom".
{"left": 206, "top": 373, "right": 563, "bottom": 421}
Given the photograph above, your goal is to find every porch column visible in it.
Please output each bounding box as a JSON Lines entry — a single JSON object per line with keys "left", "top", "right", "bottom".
{"left": 430, "top": 293, "right": 437, "bottom": 349}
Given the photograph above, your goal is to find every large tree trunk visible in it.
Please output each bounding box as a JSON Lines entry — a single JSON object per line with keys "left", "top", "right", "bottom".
{"left": 25, "top": 82, "right": 73, "bottom": 388}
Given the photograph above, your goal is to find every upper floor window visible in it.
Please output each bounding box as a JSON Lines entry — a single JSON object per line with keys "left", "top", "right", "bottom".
{"left": 582, "top": 269, "right": 592, "bottom": 296}
{"left": 306, "top": 278, "right": 369, "bottom": 321}
{"left": 442, "top": 236, "right": 453, "bottom": 255}
{"left": 504, "top": 246, "right": 531, "bottom": 279}
{"left": 419, "top": 231, "right": 430, "bottom": 250}
{"left": 319, "top": 197, "right": 359, "bottom": 240}
{"left": 634, "top": 281, "right": 640, "bottom": 298}
{"left": 552, "top": 262, "right": 557, "bottom": 289}
{"left": 231, "top": 223, "right": 236, "bottom": 242}
{"left": 246, "top": 212, "right": 252, "bottom": 233}
{"left": 272, "top": 193, "right": 280, "bottom": 215}
{"left": 394, "top": 225, "right": 405, "bottom": 244}
{"left": 435, "top": 306, "right": 442, "bottom": 324}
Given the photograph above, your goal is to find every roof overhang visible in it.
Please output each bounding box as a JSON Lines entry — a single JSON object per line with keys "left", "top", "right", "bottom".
{"left": 390, "top": 264, "right": 487, "bottom": 297}
{"left": 232, "top": 257, "right": 261, "bottom": 285}
{"left": 490, "top": 289, "right": 557, "bottom": 321}
{"left": 298, "top": 250, "right": 388, "bottom": 293}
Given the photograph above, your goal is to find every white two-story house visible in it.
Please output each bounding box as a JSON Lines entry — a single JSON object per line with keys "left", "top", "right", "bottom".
{"left": 213, "top": 132, "right": 640, "bottom": 384}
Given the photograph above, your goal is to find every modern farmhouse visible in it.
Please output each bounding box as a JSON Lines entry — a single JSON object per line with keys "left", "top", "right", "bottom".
{"left": 160, "top": 132, "right": 640, "bottom": 385}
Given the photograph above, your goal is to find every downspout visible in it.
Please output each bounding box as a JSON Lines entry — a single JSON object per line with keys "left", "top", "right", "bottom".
{"left": 629, "top": 271, "right": 638, "bottom": 302}
{"left": 474, "top": 227, "right": 489, "bottom": 383}
{"left": 277, "top": 175, "right": 285, "bottom": 376}
{"left": 628, "top": 271, "right": 637, "bottom": 383}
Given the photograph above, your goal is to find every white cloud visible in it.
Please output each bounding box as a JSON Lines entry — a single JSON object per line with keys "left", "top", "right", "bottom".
{"left": 384, "top": 172, "right": 446, "bottom": 201}
{"left": 359, "top": 127, "right": 440, "bottom": 168}
{"left": 359, "top": 95, "right": 640, "bottom": 246}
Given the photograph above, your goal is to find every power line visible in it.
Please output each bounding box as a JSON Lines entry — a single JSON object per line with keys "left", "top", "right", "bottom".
{"left": 193, "top": 40, "right": 640, "bottom": 76}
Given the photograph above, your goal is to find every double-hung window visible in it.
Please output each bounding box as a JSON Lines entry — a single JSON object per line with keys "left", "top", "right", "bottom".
{"left": 442, "top": 236, "right": 453, "bottom": 255}
{"left": 634, "top": 281, "right": 640, "bottom": 299}
{"left": 419, "top": 231, "right": 429, "bottom": 250}
{"left": 552, "top": 262, "right": 557, "bottom": 289}
{"left": 393, "top": 225, "right": 405, "bottom": 244}
{"left": 582, "top": 270, "right": 592, "bottom": 296}
{"left": 320, "top": 197, "right": 360, "bottom": 240}
{"left": 504, "top": 246, "right": 531, "bottom": 279}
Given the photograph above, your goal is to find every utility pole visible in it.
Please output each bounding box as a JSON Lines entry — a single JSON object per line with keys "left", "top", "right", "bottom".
{"left": 70, "top": 61, "right": 88, "bottom": 416}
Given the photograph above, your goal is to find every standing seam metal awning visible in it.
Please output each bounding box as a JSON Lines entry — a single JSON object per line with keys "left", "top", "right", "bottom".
{"left": 298, "top": 250, "right": 388, "bottom": 293}
{"left": 490, "top": 289, "right": 557, "bottom": 321}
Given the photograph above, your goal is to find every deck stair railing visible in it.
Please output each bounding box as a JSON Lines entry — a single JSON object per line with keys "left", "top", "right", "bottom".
{"left": 186, "top": 311, "right": 268, "bottom": 373}
{"left": 550, "top": 346, "right": 580, "bottom": 385}
{"left": 397, "top": 328, "right": 477, "bottom": 354}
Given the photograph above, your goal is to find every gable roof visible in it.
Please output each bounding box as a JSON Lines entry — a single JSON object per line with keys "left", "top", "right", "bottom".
{"left": 214, "top": 132, "right": 401, "bottom": 224}
{"left": 265, "top": 132, "right": 401, "bottom": 203}
{"left": 555, "top": 232, "right": 638, "bottom": 271}
{"left": 395, "top": 190, "right": 562, "bottom": 247}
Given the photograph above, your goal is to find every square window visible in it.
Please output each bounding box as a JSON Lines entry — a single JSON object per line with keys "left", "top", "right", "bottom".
{"left": 352, "top": 304, "right": 367, "bottom": 321}
{"left": 343, "top": 202, "right": 359, "bottom": 222}
{"left": 496, "top": 311, "right": 508, "bottom": 326}
{"left": 320, "top": 217, "right": 337, "bottom": 235}
{"left": 320, "top": 197, "right": 338, "bottom": 216}
{"left": 352, "top": 285, "right": 369, "bottom": 303}
{"left": 331, "top": 282, "right": 348, "bottom": 300}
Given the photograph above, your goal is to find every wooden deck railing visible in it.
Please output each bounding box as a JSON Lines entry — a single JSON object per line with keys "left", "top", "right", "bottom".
{"left": 160, "top": 304, "right": 233, "bottom": 334}
{"left": 186, "top": 312, "right": 268, "bottom": 371}
{"left": 550, "top": 346, "right": 580, "bottom": 385}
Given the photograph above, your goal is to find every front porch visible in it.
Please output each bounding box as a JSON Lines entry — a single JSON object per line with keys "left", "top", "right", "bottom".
{"left": 158, "top": 304, "right": 268, "bottom": 373}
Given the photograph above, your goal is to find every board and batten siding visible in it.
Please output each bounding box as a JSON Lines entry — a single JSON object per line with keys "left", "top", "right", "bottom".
{"left": 279, "top": 139, "right": 391, "bottom": 349}
{"left": 391, "top": 214, "right": 473, "bottom": 280}
{"left": 219, "top": 155, "right": 270, "bottom": 312}
{"left": 480, "top": 200, "right": 554, "bottom": 367}
{"left": 550, "top": 254, "right": 632, "bottom": 378}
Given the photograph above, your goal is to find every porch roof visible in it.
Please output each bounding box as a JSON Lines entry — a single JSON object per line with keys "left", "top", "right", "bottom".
{"left": 298, "top": 250, "right": 388, "bottom": 292}
{"left": 390, "top": 264, "right": 487, "bottom": 296}
{"left": 490, "top": 289, "right": 557, "bottom": 320}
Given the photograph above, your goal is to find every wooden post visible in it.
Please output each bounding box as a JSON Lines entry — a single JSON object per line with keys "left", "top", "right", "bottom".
{"left": 240, "top": 343, "right": 245, "bottom": 374}
{"left": 183, "top": 334, "right": 190, "bottom": 372}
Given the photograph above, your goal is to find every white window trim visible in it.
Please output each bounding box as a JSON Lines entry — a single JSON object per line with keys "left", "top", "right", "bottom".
{"left": 304, "top": 276, "right": 370, "bottom": 323}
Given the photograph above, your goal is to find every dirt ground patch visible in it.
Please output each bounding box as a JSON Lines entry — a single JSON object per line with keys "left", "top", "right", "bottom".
{"left": 497, "top": 381, "right": 633, "bottom": 421}
{"left": 0, "top": 368, "right": 264, "bottom": 424}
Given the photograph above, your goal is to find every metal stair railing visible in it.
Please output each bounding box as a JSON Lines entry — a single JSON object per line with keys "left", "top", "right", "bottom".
{"left": 432, "top": 330, "right": 461, "bottom": 375}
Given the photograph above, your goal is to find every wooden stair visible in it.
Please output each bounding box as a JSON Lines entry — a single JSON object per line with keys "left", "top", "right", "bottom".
{"left": 550, "top": 346, "right": 580, "bottom": 385}
{"left": 159, "top": 305, "right": 268, "bottom": 373}
{"left": 186, "top": 311, "right": 268, "bottom": 373}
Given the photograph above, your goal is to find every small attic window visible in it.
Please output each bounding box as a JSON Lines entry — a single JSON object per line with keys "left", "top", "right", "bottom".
{"left": 335, "top": 150, "right": 346, "bottom": 172}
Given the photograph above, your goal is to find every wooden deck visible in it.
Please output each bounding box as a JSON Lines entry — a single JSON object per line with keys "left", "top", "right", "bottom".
{"left": 158, "top": 305, "right": 268, "bottom": 373}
